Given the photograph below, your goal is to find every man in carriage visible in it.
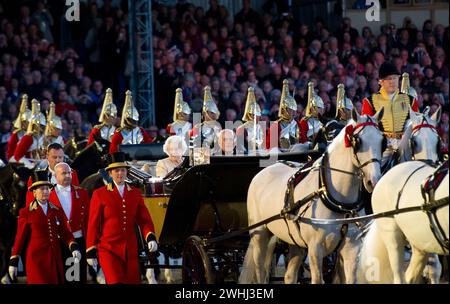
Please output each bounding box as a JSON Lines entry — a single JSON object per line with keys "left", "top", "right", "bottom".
{"left": 87, "top": 88, "right": 117, "bottom": 147}
{"left": 190, "top": 86, "right": 222, "bottom": 154}
{"left": 6, "top": 94, "right": 31, "bottom": 161}
{"left": 323, "top": 84, "right": 354, "bottom": 142}
{"left": 236, "top": 87, "right": 265, "bottom": 154}
{"left": 166, "top": 88, "right": 192, "bottom": 141}
{"left": 43, "top": 102, "right": 65, "bottom": 147}
{"left": 266, "top": 79, "right": 301, "bottom": 151}
{"left": 11, "top": 99, "right": 47, "bottom": 167}
{"left": 361, "top": 61, "right": 419, "bottom": 171}
{"left": 109, "top": 90, "right": 154, "bottom": 153}
{"left": 298, "top": 81, "right": 326, "bottom": 148}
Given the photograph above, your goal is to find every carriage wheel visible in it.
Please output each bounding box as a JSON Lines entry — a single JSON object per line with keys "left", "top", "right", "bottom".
{"left": 182, "top": 236, "right": 214, "bottom": 284}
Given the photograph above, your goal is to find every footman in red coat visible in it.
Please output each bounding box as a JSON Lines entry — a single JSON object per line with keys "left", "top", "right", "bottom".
{"left": 86, "top": 152, "right": 157, "bottom": 284}
{"left": 8, "top": 170, "right": 81, "bottom": 284}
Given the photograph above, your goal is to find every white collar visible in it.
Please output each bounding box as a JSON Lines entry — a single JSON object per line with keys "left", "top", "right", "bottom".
{"left": 56, "top": 184, "right": 71, "bottom": 192}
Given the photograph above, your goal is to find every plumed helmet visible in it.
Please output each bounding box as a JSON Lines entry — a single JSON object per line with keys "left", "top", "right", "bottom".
{"left": 173, "top": 88, "right": 191, "bottom": 122}
{"left": 13, "top": 94, "right": 32, "bottom": 130}
{"left": 99, "top": 88, "right": 118, "bottom": 123}
{"left": 278, "top": 79, "right": 297, "bottom": 121}
{"left": 242, "top": 87, "right": 261, "bottom": 122}
{"left": 202, "top": 86, "right": 220, "bottom": 119}
{"left": 26, "top": 99, "right": 46, "bottom": 135}
{"left": 45, "top": 102, "right": 62, "bottom": 136}
{"left": 120, "top": 90, "right": 139, "bottom": 128}
{"left": 335, "top": 83, "right": 353, "bottom": 119}
{"left": 305, "top": 81, "right": 324, "bottom": 118}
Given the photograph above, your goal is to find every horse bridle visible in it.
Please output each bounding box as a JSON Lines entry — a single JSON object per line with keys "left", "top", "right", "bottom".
{"left": 410, "top": 115, "right": 440, "bottom": 161}
{"left": 350, "top": 118, "right": 383, "bottom": 178}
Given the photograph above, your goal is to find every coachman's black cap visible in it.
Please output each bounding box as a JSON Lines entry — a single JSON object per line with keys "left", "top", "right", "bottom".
{"left": 379, "top": 61, "right": 400, "bottom": 79}
{"left": 105, "top": 152, "right": 131, "bottom": 171}
{"left": 28, "top": 170, "right": 53, "bottom": 191}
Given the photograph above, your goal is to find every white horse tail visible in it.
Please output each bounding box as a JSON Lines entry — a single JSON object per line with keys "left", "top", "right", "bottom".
{"left": 357, "top": 221, "right": 393, "bottom": 283}
{"left": 239, "top": 239, "right": 256, "bottom": 283}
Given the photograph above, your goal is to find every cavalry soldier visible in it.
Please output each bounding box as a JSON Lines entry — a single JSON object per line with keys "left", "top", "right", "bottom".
{"left": 50, "top": 162, "right": 90, "bottom": 283}
{"left": 8, "top": 170, "right": 81, "bottom": 284}
{"left": 11, "top": 99, "right": 46, "bottom": 166}
{"left": 44, "top": 102, "right": 64, "bottom": 147}
{"left": 299, "top": 81, "right": 325, "bottom": 147}
{"left": 190, "top": 86, "right": 222, "bottom": 154}
{"left": 87, "top": 88, "right": 117, "bottom": 147}
{"left": 109, "top": 90, "right": 153, "bottom": 153}
{"left": 166, "top": 88, "right": 192, "bottom": 141}
{"left": 6, "top": 94, "right": 31, "bottom": 160}
{"left": 236, "top": 87, "right": 265, "bottom": 154}
{"left": 361, "top": 61, "right": 419, "bottom": 170}
{"left": 25, "top": 143, "right": 80, "bottom": 205}
{"left": 86, "top": 152, "right": 158, "bottom": 284}
{"left": 266, "top": 79, "right": 300, "bottom": 151}
{"left": 323, "top": 84, "right": 353, "bottom": 142}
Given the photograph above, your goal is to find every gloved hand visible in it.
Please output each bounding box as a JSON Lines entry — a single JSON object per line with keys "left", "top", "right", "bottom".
{"left": 148, "top": 240, "right": 158, "bottom": 253}
{"left": 72, "top": 250, "right": 81, "bottom": 264}
{"left": 87, "top": 258, "right": 99, "bottom": 272}
{"left": 8, "top": 266, "right": 17, "bottom": 282}
{"left": 96, "top": 268, "right": 106, "bottom": 284}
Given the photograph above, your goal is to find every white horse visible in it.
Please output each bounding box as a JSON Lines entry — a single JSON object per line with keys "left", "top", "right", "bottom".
{"left": 239, "top": 108, "right": 385, "bottom": 284}
{"left": 264, "top": 106, "right": 443, "bottom": 284}
{"left": 357, "top": 161, "right": 448, "bottom": 283}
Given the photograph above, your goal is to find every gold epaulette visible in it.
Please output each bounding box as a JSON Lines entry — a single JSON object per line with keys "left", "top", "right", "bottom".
{"left": 106, "top": 183, "right": 114, "bottom": 191}
{"left": 93, "top": 124, "right": 104, "bottom": 130}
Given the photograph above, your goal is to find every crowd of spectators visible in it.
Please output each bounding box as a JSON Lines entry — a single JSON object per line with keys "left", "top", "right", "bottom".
{"left": 0, "top": 0, "right": 449, "bottom": 162}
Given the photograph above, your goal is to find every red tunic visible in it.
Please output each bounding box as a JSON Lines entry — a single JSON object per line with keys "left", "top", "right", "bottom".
{"left": 10, "top": 200, "right": 76, "bottom": 284}
{"left": 86, "top": 183, "right": 156, "bottom": 284}
{"left": 87, "top": 127, "right": 100, "bottom": 145}
{"left": 298, "top": 119, "right": 309, "bottom": 144}
{"left": 7, "top": 131, "right": 21, "bottom": 160}
{"left": 26, "top": 170, "right": 80, "bottom": 206}
{"left": 49, "top": 185, "right": 90, "bottom": 237}
{"left": 109, "top": 127, "right": 153, "bottom": 153}
{"left": 13, "top": 134, "right": 34, "bottom": 161}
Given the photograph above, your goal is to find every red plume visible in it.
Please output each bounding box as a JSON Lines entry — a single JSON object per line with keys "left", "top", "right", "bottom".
{"left": 344, "top": 124, "right": 354, "bottom": 148}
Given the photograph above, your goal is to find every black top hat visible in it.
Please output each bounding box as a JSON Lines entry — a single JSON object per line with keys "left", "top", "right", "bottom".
{"left": 379, "top": 61, "right": 400, "bottom": 79}
{"left": 105, "top": 152, "right": 131, "bottom": 171}
{"left": 28, "top": 170, "right": 53, "bottom": 192}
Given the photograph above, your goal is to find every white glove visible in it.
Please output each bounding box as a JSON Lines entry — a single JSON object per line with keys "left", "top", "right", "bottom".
{"left": 148, "top": 240, "right": 158, "bottom": 253}
{"left": 96, "top": 268, "right": 106, "bottom": 284}
{"left": 8, "top": 266, "right": 17, "bottom": 281}
{"left": 72, "top": 250, "right": 81, "bottom": 264}
{"left": 87, "top": 258, "right": 99, "bottom": 272}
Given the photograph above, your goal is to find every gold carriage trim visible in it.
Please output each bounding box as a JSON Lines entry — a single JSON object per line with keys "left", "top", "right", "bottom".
{"left": 383, "top": 132, "right": 403, "bottom": 139}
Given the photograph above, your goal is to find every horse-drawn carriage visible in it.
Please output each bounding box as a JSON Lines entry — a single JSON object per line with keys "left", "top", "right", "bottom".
{"left": 119, "top": 144, "right": 320, "bottom": 283}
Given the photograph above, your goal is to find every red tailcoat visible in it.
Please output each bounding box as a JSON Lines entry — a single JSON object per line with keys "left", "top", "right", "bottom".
{"left": 49, "top": 186, "right": 90, "bottom": 237}
{"left": 86, "top": 183, "right": 155, "bottom": 284}
{"left": 26, "top": 170, "right": 80, "bottom": 206}
{"left": 10, "top": 200, "right": 76, "bottom": 284}
{"left": 109, "top": 127, "right": 153, "bottom": 153}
